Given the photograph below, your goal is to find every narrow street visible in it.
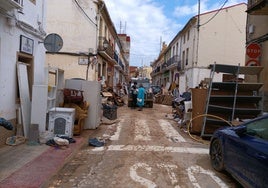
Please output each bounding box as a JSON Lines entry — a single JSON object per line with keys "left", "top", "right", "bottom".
{"left": 46, "top": 103, "right": 240, "bottom": 188}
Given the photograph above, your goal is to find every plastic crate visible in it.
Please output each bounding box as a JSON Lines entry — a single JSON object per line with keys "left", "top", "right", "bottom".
{"left": 103, "top": 105, "right": 117, "bottom": 120}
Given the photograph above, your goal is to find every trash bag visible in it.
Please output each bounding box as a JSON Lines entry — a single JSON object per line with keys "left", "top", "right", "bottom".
{"left": 0, "top": 118, "right": 13, "bottom": 130}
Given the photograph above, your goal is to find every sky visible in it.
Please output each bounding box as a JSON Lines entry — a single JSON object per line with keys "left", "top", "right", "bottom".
{"left": 104, "top": 0, "right": 247, "bottom": 67}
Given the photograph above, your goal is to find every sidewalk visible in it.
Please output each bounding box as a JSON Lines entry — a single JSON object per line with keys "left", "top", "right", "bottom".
{"left": 0, "top": 134, "right": 86, "bottom": 188}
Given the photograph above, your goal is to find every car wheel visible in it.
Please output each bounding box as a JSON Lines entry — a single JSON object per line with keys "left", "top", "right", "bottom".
{"left": 210, "top": 139, "right": 224, "bottom": 171}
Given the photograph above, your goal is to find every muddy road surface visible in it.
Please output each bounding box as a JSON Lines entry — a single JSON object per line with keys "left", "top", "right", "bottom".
{"left": 46, "top": 103, "right": 240, "bottom": 188}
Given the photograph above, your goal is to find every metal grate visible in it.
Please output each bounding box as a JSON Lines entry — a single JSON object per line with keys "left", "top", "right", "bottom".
{"left": 54, "top": 118, "right": 66, "bottom": 135}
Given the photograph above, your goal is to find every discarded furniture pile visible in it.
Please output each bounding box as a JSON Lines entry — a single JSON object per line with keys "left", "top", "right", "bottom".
{"left": 101, "top": 86, "right": 126, "bottom": 120}
{"left": 154, "top": 93, "right": 173, "bottom": 106}
{"left": 61, "top": 88, "right": 89, "bottom": 136}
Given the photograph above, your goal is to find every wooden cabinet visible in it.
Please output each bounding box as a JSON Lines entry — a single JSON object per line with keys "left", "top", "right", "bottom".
{"left": 201, "top": 64, "right": 263, "bottom": 137}
{"left": 191, "top": 88, "right": 207, "bottom": 134}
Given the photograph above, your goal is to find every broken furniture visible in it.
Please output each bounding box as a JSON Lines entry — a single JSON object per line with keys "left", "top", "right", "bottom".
{"left": 62, "top": 88, "right": 89, "bottom": 135}
{"left": 63, "top": 102, "right": 89, "bottom": 135}
{"left": 202, "top": 63, "right": 263, "bottom": 137}
{"left": 48, "top": 107, "right": 75, "bottom": 138}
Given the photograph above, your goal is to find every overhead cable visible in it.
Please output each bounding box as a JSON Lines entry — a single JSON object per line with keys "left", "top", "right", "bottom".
{"left": 73, "top": 0, "right": 97, "bottom": 26}
{"left": 200, "top": 0, "right": 228, "bottom": 27}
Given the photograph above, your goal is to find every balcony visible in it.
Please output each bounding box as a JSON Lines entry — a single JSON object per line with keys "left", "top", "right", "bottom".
{"left": 167, "top": 55, "right": 180, "bottom": 69}
{"left": 0, "top": 0, "right": 22, "bottom": 11}
{"left": 161, "top": 63, "right": 167, "bottom": 71}
{"left": 247, "top": 0, "right": 268, "bottom": 15}
{"left": 118, "top": 59, "right": 125, "bottom": 71}
{"left": 113, "top": 52, "right": 125, "bottom": 71}
{"left": 151, "top": 66, "right": 161, "bottom": 76}
{"left": 98, "top": 36, "right": 114, "bottom": 61}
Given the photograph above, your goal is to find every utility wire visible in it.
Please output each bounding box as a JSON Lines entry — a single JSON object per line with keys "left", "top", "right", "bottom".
{"left": 73, "top": 0, "right": 97, "bottom": 26}
{"left": 200, "top": 0, "right": 228, "bottom": 27}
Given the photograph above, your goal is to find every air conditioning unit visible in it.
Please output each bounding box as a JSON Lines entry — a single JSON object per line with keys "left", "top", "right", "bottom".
{"left": 48, "top": 107, "right": 75, "bottom": 138}
{"left": 0, "top": 0, "right": 22, "bottom": 11}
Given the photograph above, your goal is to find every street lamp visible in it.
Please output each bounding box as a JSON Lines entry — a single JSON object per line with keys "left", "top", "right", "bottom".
{"left": 86, "top": 39, "right": 109, "bottom": 80}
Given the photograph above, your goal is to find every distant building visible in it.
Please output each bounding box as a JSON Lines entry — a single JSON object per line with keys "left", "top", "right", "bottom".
{"left": 138, "top": 66, "right": 152, "bottom": 80}
{"left": 129, "top": 66, "right": 138, "bottom": 79}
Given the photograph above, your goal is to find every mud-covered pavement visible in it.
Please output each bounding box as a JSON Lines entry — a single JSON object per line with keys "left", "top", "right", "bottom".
{"left": 46, "top": 103, "right": 240, "bottom": 188}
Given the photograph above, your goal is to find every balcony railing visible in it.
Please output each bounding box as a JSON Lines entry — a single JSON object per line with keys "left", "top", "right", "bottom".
{"left": 114, "top": 52, "right": 119, "bottom": 62}
{"left": 165, "top": 55, "right": 179, "bottom": 67}
{"left": 118, "top": 58, "right": 124, "bottom": 70}
{"left": 98, "top": 36, "right": 114, "bottom": 59}
{"left": 152, "top": 66, "right": 161, "bottom": 74}
{"left": 113, "top": 52, "right": 125, "bottom": 71}
{"left": 161, "top": 63, "right": 167, "bottom": 71}
{"left": 0, "top": 0, "right": 22, "bottom": 11}
{"left": 247, "top": 0, "right": 268, "bottom": 15}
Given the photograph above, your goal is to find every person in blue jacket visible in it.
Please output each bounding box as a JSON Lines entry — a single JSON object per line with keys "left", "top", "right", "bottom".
{"left": 137, "top": 83, "right": 145, "bottom": 111}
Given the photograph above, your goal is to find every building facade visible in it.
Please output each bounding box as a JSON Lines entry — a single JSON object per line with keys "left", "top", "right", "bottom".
{"left": 150, "top": 42, "right": 167, "bottom": 86}
{"left": 246, "top": 0, "right": 268, "bottom": 111}
{"left": 151, "top": 3, "right": 247, "bottom": 93}
{"left": 0, "top": 0, "right": 47, "bottom": 145}
{"left": 46, "top": 0, "right": 129, "bottom": 89}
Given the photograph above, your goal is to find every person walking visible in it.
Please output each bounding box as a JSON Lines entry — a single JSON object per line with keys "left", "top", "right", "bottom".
{"left": 137, "top": 83, "right": 145, "bottom": 111}
{"left": 131, "top": 82, "right": 138, "bottom": 109}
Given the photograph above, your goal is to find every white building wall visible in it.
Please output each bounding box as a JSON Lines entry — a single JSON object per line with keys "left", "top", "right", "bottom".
{"left": 47, "top": 0, "right": 97, "bottom": 53}
{"left": 179, "top": 73, "right": 187, "bottom": 93}
{"left": 198, "top": 4, "right": 247, "bottom": 67}
{"left": 46, "top": 0, "right": 98, "bottom": 80}
{"left": 0, "top": 0, "right": 46, "bottom": 120}
{"left": 178, "top": 3, "right": 247, "bottom": 90}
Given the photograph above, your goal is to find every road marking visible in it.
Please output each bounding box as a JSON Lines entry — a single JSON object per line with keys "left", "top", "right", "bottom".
{"left": 92, "top": 145, "right": 209, "bottom": 154}
{"left": 130, "top": 163, "right": 156, "bottom": 188}
{"left": 157, "top": 163, "right": 180, "bottom": 187}
{"left": 130, "top": 163, "right": 227, "bottom": 188}
{"left": 158, "top": 119, "right": 186, "bottom": 142}
{"left": 135, "top": 119, "right": 151, "bottom": 141}
{"left": 187, "top": 165, "right": 229, "bottom": 188}
{"left": 110, "top": 118, "right": 124, "bottom": 141}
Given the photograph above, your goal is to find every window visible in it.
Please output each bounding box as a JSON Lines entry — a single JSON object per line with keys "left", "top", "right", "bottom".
{"left": 172, "top": 46, "right": 175, "bottom": 57}
{"left": 182, "top": 50, "right": 185, "bottom": 65}
{"left": 187, "top": 30, "right": 190, "bottom": 40}
{"left": 186, "top": 48, "right": 189, "bottom": 65}
{"left": 247, "top": 118, "right": 268, "bottom": 140}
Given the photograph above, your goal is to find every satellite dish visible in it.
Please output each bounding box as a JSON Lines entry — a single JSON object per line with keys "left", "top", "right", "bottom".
{"left": 43, "top": 33, "right": 63, "bottom": 52}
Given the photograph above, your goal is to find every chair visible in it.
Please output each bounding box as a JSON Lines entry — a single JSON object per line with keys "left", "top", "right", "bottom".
{"left": 63, "top": 101, "right": 89, "bottom": 135}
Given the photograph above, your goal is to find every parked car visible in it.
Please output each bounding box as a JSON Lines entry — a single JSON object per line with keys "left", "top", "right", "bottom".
{"left": 209, "top": 115, "right": 268, "bottom": 188}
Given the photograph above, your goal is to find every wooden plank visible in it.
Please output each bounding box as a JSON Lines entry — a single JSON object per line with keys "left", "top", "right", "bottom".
{"left": 17, "top": 63, "right": 31, "bottom": 138}
{"left": 102, "top": 92, "right": 113, "bottom": 97}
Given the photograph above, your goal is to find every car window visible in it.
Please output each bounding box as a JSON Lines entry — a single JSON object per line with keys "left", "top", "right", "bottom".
{"left": 246, "top": 118, "right": 268, "bottom": 140}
